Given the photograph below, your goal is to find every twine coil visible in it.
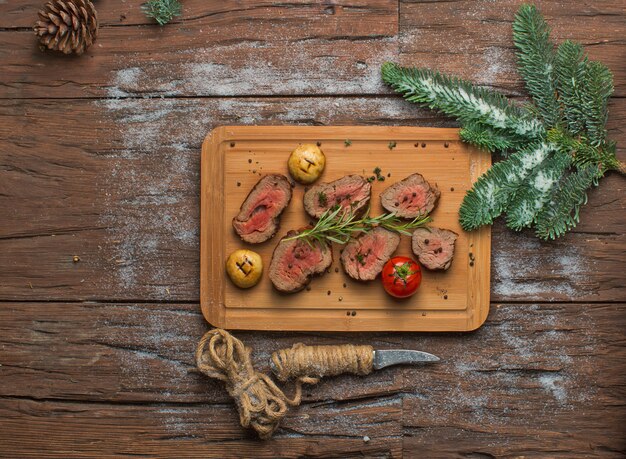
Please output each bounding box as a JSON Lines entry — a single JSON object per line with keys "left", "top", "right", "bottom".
{"left": 196, "top": 329, "right": 303, "bottom": 439}
{"left": 195, "top": 329, "right": 375, "bottom": 439}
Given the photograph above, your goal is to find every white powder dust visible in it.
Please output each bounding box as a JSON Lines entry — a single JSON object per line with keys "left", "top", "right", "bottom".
{"left": 493, "top": 235, "right": 588, "bottom": 300}
{"left": 538, "top": 373, "right": 568, "bottom": 405}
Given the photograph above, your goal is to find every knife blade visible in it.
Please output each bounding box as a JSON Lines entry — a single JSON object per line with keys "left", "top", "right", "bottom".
{"left": 269, "top": 344, "right": 440, "bottom": 381}
{"left": 373, "top": 349, "right": 440, "bottom": 370}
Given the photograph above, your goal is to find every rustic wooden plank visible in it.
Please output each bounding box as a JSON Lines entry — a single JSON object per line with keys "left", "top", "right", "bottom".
{"left": 1, "top": 1, "right": 623, "bottom": 99}
{"left": 0, "top": 32, "right": 398, "bottom": 99}
{"left": 0, "top": 0, "right": 398, "bottom": 99}
{"left": 0, "top": 301, "right": 623, "bottom": 455}
{"left": 400, "top": 302, "right": 626, "bottom": 457}
{"left": 0, "top": 97, "right": 624, "bottom": 302}
{"left": 0, "top": 399, "right": 403, "bottom": 458}
{"left": 0, "top": 301, "right": 405, "bottom": 404}
{"left": 1, "top": 0, "right": 398, "bottom": 28}
{"left": 399, "top": 0, "right": 626, "bottom": 96}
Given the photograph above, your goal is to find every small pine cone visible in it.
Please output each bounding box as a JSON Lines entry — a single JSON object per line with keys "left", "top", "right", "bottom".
{"left": 33, "top": 0, "right": 98, "bottom": 55}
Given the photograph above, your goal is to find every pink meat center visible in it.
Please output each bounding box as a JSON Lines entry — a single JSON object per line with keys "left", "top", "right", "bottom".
{"left": 237, "top": 189, "right": 285, "bottom": 235}
{"left": 422, "top": 239, "right": 452, "bottom": 262}
{"left": 394, "top": 187, "right": 427, "bottom": 213}
{"left": 324, "top": 183, "right": 368, "bottom": 211}
{"left": 347, "top": 232, "right": 387, "bottom": 274}
{"left": 279, "top": 242, "right": 324, "bottom": 283}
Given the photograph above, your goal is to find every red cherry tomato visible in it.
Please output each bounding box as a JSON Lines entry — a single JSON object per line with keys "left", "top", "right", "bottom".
{"left": 381, "top": 256, "right": 422, "bottom": 298}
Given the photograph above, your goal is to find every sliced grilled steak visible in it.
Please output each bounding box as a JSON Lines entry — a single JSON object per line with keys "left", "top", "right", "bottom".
{"left": 411, "top": 227, "right": 458, "bottom": 270}
{"left": 232, "top": 174, "right": 292, "bottom": 244}
{"left": 340, "top": 227, "right": 400, "bottom": 281}
{"left": 269, "top": 231, "right": 333, "bottom": 293}
{"left": 303, "top": 175, "right": 371, "bottom": 219}
{"left": 380, "top": 173, "right": 440, "bottom": 218}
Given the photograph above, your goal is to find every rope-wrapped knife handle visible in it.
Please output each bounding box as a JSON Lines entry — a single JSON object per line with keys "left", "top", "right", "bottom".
{"left": 270, "top": 343, "right": 374, "bottom": 382}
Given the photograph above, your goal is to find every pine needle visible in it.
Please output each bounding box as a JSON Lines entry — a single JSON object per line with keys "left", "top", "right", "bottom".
{"left": 381, "top": 62, "right": 544, "bottom": 139}
{"left": 460, "top": 122, "right": 524, "bottom": 154}
{"left": 505, "top": 148, "right": 572, "bottom": 230}
{"left": 555, "top": 40, "right": 587, "bottom": 134}
{"left": 381, "top": 4, "right": 621, "bottom": 240}
{"left": 535, "top": 165, "right": 602, "bottom": 240}
{"left": 142, "top": 0, "right": 182, "bottom": 25}
{"left": 512, "top": 4, "right": 560, "bottom": 128}
{"left": 459, "top": 142, "right": 553, "bottom": 230}
{"left": 581, "top": 61, "right": 613, "bottom": 146}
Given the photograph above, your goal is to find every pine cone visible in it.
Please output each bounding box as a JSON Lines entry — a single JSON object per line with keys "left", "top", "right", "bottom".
{"left": 34, "top": 0, "right": 98, "bottom": 55}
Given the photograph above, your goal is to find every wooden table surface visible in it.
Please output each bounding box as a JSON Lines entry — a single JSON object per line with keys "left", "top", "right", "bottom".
{"left": 0, "top": 1, "right": 624, "bottom": 457}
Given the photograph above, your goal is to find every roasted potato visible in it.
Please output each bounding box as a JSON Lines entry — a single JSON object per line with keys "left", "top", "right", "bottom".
{"left": 225, "top": 249, "right": 263, "bottom": 288}
{"left": 287, "top": 144, "right": 326, "bottom": 184}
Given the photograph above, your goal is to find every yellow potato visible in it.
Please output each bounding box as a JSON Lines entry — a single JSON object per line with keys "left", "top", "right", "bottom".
{"left": 225, "top": 249, "right": 263, "bottom": 289}
{"left": 288, "top": 144, "right": 326, "bottom": 184}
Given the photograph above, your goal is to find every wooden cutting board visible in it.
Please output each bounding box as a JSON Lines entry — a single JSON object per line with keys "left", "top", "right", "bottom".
{"left": 201, "top": 126, "right": 491, "bottom": 332}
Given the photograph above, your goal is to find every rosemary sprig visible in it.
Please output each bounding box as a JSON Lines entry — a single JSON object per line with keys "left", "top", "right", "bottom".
{"left": 284, "top": 206, "right": 430, "bottom": 246}
{"left": 369, "top": 213, "right": 431, "bottom": 236}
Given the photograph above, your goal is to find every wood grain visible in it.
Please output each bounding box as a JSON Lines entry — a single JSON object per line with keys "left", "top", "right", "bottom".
{"left": 0, "top": 0, "right": 399, "bottom": 28}
{"left": 0, "top": 301, "right": 623, "bottom": 456}
{"left": 399, "top": 0, "right": 626, "bottom": 96}
{"left": 1, "top": 0, "right": 623, "bottom": 99}
{"left": 0, "top": 0, "right": 398, "bottom": 100}
{"left": 0, "top": 98, "right": 623, "bottom": 303}
{"left": 0, "top": 97, "right": 626, "bottom": 302}
{"left": 0, "top": 398, "right": 404, "bottom": 458}
{"left": 1, "top": 0, "right": 624, "bottom": 456}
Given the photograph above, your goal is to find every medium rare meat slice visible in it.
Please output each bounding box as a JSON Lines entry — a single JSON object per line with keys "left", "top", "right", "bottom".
{"left": 232, "top": 174, "right": 292, "bottom": 244}
{"left": 269, "top": 232, "right": 333, "bottom": 293}
{"left": 340, "top": 227, "right": 400, "bottom": 281}
{"left": 380, "top": 173, "right": 440, "bottom": 218}
{"left": 411, "top": 227, "right": 458, "bottom": 270}
{"left": 303, "top": 175, "right": 371, "bottom": 219}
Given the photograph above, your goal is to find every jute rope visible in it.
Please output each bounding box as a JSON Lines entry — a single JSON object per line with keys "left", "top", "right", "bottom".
{"left": 196, "top": 329, "right": 302, "bottom": 439}
{"left": 271, "top": 343, "right": 374, "bottom": 383}
{"left": 195, "top": 329, "right": 374, "bottom": 439}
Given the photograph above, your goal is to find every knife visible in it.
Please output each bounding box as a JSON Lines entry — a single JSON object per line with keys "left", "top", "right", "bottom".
{"left": 269, "top": 344, "right": 440, "bottom": 382}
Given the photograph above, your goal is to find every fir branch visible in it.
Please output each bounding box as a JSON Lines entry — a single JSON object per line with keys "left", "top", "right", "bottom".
{"left": 284, "top": 206, "right": 430, "bottom": 246}
{"left": 380, "top": 4, "right": 620, "bottom": 239}
{"left": 554, "top": 40, "right": 587, "bottom": 134}
{"left": 142, "top": 0, "right": 182, "bottom": 25}
{"left": 505, "top": 148, "right": 572, "bottom": 230}
{"left": 381, "top": 62, "right": 544, "bottom": 139}
{"left": 459, "top": 142, "right": 553, "bottom": 230}
{"left": 512, "top": 4, "right": 561, "bottom": 128}
{"left": 535, "top": 164, "right": 602, "bottom": 240}
{"left": 459, "top": 122, "right": 524, "bottom": 154}
{"left": 547, "top": 128, "right": 619, "bottom": 172}
{"left": 581, "top": 61, "right": 613, "bottom": 146}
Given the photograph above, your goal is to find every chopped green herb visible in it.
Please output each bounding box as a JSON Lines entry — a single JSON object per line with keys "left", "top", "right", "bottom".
{"left": 355, "top": 253, "right": 366, "bottom": 266}
{"left": 373, "top": 166, "right": 386, "bottom": 182}
{"left": 368, "top": 176, "right": 376, "bottom": 182}
{"left": 388, "top": 141, "right": 397, "bottom": 150}
{"left": 344, "top": 139, "right": 352, "bottom": 147}
{"left": 317, "top": 191, "right": 328, "bottom": 207}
